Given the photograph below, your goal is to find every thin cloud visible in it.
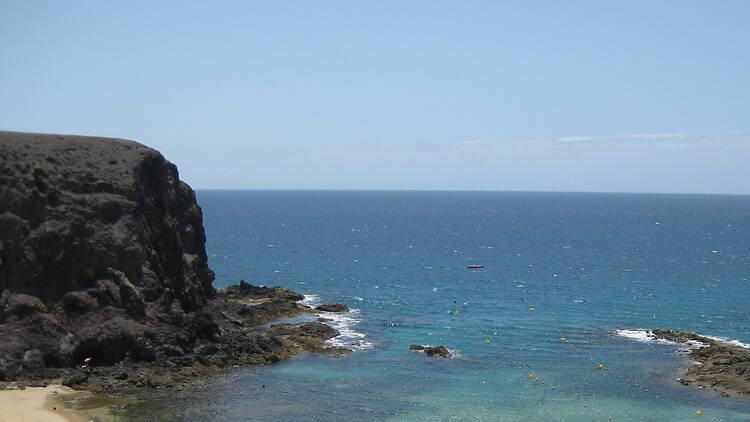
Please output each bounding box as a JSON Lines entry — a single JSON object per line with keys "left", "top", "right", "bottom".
{"left": 557, "top": 133, "right": 692, "bottom": 144}
{"left": 456, "top": 131, "right": 739, "bottom": 150}
{"left": 608, "top": 133, "right": 688, "bottom": 140}
{"left": 457, "top": 139, "right": 487, "bottom": 145}
{"left": 557, "top": 136, "right": 593, "bottom": 143}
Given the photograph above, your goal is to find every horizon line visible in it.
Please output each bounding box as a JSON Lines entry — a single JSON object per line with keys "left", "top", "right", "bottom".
{"left": 190, "top": 188, "right": 750, "bottom": 197}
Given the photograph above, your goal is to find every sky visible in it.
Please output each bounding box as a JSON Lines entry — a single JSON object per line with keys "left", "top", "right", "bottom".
{"left": 1, "top": 1, "right": 749, "bottom": 194}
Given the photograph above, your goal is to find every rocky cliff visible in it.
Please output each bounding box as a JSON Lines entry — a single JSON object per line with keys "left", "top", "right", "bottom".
{"left": 0, "top": 131, "right": 214, "bottom": 311}
{"left": 0, "top": 132, "right": 345, "bottom": 390}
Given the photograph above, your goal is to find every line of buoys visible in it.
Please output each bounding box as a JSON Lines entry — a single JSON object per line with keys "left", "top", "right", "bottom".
{"left": 551, "top": 319, "right": 664, "bottom": 399}
{"left": 453, "top": 296, "right": 721, "bottom": 421}
{"left": 541, "top": 303, "right": 715, "bottom": 420}
{"left": 493, "top": 342, "right": 617, "bottom": 420}
{"left": 455, "top": 306, "right": 617, "bottom": 420}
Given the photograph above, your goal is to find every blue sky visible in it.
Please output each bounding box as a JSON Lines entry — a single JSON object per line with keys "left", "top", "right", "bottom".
{"left": 1, "top": 1, "right": 748, "bottom": 193}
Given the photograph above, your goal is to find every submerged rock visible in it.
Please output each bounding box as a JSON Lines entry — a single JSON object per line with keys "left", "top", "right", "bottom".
{"left": 651, "top": 329, "right": 750, "bottom": 397}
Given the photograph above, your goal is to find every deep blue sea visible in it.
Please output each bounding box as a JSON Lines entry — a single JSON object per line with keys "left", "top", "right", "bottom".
{"left": 130, "top": 191, "right": 750, "bottom": 421}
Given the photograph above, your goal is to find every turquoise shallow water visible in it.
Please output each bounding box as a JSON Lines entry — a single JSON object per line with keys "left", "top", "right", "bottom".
{"left": 126, "top": 191, "right": 750, "bottom": 421}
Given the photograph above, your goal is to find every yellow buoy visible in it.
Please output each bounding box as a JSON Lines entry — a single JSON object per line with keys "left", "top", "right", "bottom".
{"left": 528, "top": 374, "right": 533, "bottom": 379}
{"left": 598, "top": 364, "right": 603, "bottom": 369}
{"left": 696, "top": 410, "right": 702, "bottom": 416}
{"left": 455, "top": 310, "right": 459, "bottom": 315}
{"left": 529, "top": 308, "right": 535, "bottom": 312}
{"left": 486, "top": 339, "right": 491, "bottom": 344}
{"left": 560, "top": 337, "right": 566, "bottom": 341}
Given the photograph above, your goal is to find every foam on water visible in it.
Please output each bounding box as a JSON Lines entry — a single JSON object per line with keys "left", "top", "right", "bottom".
{"left": 615, "top": 329, "right": 665, "bottom": 344}
{"left": 300, "top": 294, "right": 372, "bottom": 351}
{"left": 615, "top": 329, "right": 750, "bottom": 352}
{"left": 300, "top": 294, "right": 321, "bottom": 307}
{"left": 319, "top": 308, "right": 373, "bottom": 351}
{"left": 614, "top": 329, "right": 705, "bottom": 351}
{"left": 705, "top": 335, "right": 750, "bottom": 349}
{"left": 616, "top": 328, "right": 701, "bottom": 357}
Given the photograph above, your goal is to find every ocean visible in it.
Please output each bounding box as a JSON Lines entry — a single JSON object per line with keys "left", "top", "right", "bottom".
{"left": 123, "top": 190, "right": 750, "bottom": 421}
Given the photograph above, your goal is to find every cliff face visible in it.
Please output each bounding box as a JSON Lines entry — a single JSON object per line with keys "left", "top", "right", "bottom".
{"left": 0, "top": 131, "right": 215, "bottom": 312}
{"left": 0, "top": 131, "right": 216, "bottom": 380}
{"left": 0, "top": 132, "right": 345, "bottom": 389}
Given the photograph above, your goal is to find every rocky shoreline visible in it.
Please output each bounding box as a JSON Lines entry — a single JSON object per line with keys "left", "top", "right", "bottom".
{"left": 0, "top": 280, "right": 350, "bottom": 394}
{"left": 0, "top": 132, "right": 350, "bottom": 398}
{"left": 651, "top": 329, "right": 750, "bottom": 397}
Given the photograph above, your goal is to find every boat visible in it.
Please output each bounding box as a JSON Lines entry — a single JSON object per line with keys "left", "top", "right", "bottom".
{"left": 466, "top": 264, "right": 484, "bottom": 269}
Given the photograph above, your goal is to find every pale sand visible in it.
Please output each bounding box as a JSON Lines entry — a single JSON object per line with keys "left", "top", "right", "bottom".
{"left": 0, "top": 385, "right": 96, "bottom": 422}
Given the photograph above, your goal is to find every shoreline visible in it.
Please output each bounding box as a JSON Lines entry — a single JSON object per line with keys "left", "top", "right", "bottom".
{"left": 0, "top": 384, "right": 96, "bottom": 422}
{"left": 1, "top": 283, "right": 354, "bottom": 421}
{"left": 652, "top": 329, "right": 750, "bottom": 398}
{"left": 617, "top": 328, "right": 750, "bottom": 398}
{"left": 3, "top": 282, "right": 350, "bottom": 394}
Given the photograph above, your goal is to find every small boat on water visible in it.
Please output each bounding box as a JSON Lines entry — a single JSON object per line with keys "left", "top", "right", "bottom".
{"left": 466, "top": 264, "right": 484, "bottom": 269}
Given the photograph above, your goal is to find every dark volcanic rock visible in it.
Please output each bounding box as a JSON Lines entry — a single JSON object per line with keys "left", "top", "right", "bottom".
{"left": 651, "top": 329, "right": 750, "bottom": 397}
{"left": 410, "top": 344, "right": 452, "bottom": 358}
{"left": 316, "top": 304, "right": 349, "bottom": 313}
{"left": 1, "top": 292, "right": 48, "bottom": 319}
{"left": 61, "top": 291, "right": 98, "bottom": 314}
{"left": 74, "top": 318, "right": 156, "bottom": 364}
{"left": 0, "top": 131, "right": 214, "bottom": 309}
{"left": 0, "top": 132, "right": 349, "bottom": 390}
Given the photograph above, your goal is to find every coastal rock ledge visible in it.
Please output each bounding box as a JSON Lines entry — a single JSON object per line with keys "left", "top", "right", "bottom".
{"left": 651, "top": 329, "right": 750, "bottom": 397}
{"left": 0, "top": 131, "right": 347, "bottom": 392}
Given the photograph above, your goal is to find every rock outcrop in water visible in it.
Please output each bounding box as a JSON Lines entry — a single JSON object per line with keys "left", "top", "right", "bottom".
{"left": 410, "top": 344, "right": 452, "bottom": 358}
{"left": 651, "top": 329, "right": 750, "bottom": 397}
{"left": 315, "top": 304, "right": 349, "bottom": 313}
{"left": 0, "top": 132, "right": 346, "bottom": 391}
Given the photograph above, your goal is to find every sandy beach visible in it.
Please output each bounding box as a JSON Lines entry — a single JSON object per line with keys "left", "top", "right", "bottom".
{"left": 0, "top": 385, "right": 93, "bottom": 422}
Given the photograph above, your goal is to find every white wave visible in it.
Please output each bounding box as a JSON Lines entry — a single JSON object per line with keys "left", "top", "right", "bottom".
{"left": 615, "top": 329, "right": 687, "bottom": 347}
{"left": 705, "top": 335, "right": 750, "bottom": 349}
{"left": 614, "top": 329, "right": 742, "bottom": 352}
{"left": 318, "top": 308, "right": 373, "bottom": 351}
{"left": 683, "top": 340, "right": 709, "bottom": 351}
{"left": 616, "top": 329, "right": 656, "bottom": 342}
{"left": 300, "top": 294, "right": 321, "bottom": 307}
{"left": 299, "top": 295, "right": 372, "bottom": 351}
{"left": 616, "top": 329, "right": 706, "bottom": 356}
